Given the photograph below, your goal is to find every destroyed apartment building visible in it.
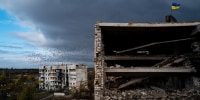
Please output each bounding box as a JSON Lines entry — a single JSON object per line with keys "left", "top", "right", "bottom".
{"left": 94, "top": 21, "right": 200, "bottom": 99}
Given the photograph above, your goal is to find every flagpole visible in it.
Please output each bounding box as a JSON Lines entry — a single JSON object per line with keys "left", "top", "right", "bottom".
{"left": 170, "top": 3, "right": 173, "bottom": 16}
{"left": 171, "top": 8, "right": 172, "bottom": 16}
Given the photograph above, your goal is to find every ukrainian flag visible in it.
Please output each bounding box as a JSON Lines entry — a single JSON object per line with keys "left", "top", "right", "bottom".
{"left": 171, "top": 2, "right": 180, "bottom": 10}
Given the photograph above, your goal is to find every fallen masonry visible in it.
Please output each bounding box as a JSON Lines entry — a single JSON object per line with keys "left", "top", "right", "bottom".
{"left": 104, "top": 88, "right": 200, "bottom": 100}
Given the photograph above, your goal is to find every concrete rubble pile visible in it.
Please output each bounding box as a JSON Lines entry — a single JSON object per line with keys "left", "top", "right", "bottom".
{"left": 104, "top": 88, "right": 200, "bottom": 100}
{"left": 104, "top": 75, "right": 200, "bottom": 99}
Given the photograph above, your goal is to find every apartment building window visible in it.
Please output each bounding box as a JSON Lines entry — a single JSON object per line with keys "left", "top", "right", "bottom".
{"left": 69, "top": 74, "right": 76, "bottom": 76}
{"left": 70, "top": 69, "right": 76, "bottom": 71}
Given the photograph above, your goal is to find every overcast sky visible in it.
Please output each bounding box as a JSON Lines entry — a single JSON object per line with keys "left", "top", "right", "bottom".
{"left": 0, "top": 0, "right": 200, "bottom": 68}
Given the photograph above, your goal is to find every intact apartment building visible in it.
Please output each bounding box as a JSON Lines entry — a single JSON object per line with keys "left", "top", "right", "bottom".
{"left": 68, "top": 64, "right": 88, "bottom": 90}
{"left": 39, "top": 64, "right": 87, "bottom": 91}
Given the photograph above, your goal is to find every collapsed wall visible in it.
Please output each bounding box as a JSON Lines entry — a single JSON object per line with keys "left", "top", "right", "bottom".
{"left": 94, "top": 22, "right": 200, "bottom": 100}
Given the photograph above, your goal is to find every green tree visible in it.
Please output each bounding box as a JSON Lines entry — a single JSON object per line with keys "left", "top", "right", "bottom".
{"left": 17, "top": 85, "right": 35, "bottom": 100}
{"left": 0, "top": 73, "right": 5, "bottom": 79}
{"left": 15, "top": 75, "right": 22, "bottom": 85}
{"left": 0, "top": 73, "right": 6, "bottom": 84}
{"left": 88, "top": 70, "right": 94, "bottom": 98}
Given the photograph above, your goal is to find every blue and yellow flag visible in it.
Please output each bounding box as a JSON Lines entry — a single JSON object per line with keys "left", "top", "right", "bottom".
{"left": 171, "top": 2, "right": 180, "bottom": 10}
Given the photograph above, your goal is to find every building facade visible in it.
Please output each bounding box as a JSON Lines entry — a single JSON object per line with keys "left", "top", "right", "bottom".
{"left": 68, "top": 64, "right": 88, "bottom": 90}
{"left": 39, "top": 64, "right": 88, "bottom": 91}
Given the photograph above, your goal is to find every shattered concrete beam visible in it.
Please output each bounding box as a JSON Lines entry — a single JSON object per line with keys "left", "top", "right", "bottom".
{"left": 118, "top": 77, "right": 148, "bottom": 89}
{"left": 115, "top": 38, "right": 192, "bottom": 54}
{"left": 104, "top": 56, "right": 167, "bottom": 60}
{"left": 105, "top": 67, "right": 196, "bottom": 73}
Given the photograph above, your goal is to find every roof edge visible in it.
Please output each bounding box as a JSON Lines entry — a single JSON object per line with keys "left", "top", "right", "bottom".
{"left": 97, "top": 22, "right": 200, "bottom": 27}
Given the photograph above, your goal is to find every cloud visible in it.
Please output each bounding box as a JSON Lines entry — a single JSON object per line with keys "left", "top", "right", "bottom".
{"left": 14, "top": 32, "right": 46, "bottom": 45}
{"left": 0, "top": 44, "right": 22, "bottom": 49}
{"left": 17, "top": 19, "right": 38, "bottom": 30}
{"left": 0, "top": 49, "right": 8, "bottom": 54}
{"left": 1, "top": 0, "right": 200, "bottom": 68}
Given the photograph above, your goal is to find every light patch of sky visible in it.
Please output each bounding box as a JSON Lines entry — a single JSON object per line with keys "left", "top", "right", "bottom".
{"left": 0, "top": 9, "right": 34, "bottom": 51}
{"left": 0, "top": 8, "right": 45, "bottom": 68}
{"left": 0, "top": 8, "right": 33, "bottom": 44}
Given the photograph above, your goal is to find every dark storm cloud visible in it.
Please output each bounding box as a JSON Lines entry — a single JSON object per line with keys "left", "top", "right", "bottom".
{"left": 1, "top": 0, "right": 200, "bottom": 67}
